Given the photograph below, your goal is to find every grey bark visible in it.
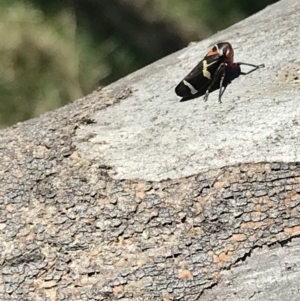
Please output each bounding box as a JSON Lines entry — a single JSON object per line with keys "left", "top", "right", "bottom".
{"left": 1, "top": 0, "right": 300, "bottom": 300}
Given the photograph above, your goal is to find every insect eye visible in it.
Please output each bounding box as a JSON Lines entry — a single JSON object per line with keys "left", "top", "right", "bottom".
{"left": 226, "top": 49, "right": 233, "bottom": 59}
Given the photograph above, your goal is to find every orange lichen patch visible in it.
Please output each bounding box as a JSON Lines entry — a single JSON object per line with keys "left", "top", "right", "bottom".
{"left": 117, "top": 237, "right": 125, "bottom": 245}
{"left": 284, "top": 190, "right": 297, "bottom": 208}
{"left": 257, "top": 196, "right": 275, "bottom": 206}
{"left": 98, "top": 198, "right": 108, "bottom": 204}
{"left": 250, "top": 163, "right": 270, "bottom": 173}
{"left": 132, "top": 182, "right": 145, "bottom": 190}
{"left": 284, "top": 197, "right": 291, "bottom": 207}
{"left": 37, "top": 280, "right": 58, "bottom": 289}
{"left": 6, "top": 204, "right": 15, "bottom": 212}
{"left": 117, "top": 237, "right": 134, "bottom": 246}
{"left": 267, "top": 199, "right": 276, "bottom": 207}
{"left": 80, "top": 218, "right": 95, "bottom": 223}
{"left": 219, "top": 252, "right": 233, "bottom": 262}
{"left": 252, "top": 211, "right": 262, "bottom": 216}
{"left": 136, "top": 258, "right": 148, "bottom": 267}
{"left": 188, "top": 227, "right": 204, "bottom": 236}
{"left": 276, "top": 232, "right": 290, "bottom": 241}
{"left": 113, "top": 285, "right": 124, "bottom": 295}
{"left": 268, "top": 219, "right": 275, "bottom": 225}
{"left": 34, "top": 145, "right": 50, "bottom": 159}
{"left": 18, "top": 241, "right": 26, "bottom": 250}
{"left": 163, "top": 298, "right": 172, "bottom": 301}
{"left": 117, "top": 196, "right": 125, "bottom": 202}
{"left": 25, "top": 231, "right": 35, "bottom": 241}
{"left": 214, "top": 271, "right": 221, "bottom": 281}
{"left": 212, "top": 254, "right": 220, "bottom": 264}
{"left": 90, "top": 249, "right": 100, "bottom": 257}
{"left": 238, "top": 242, "right": 244, "bottom": 250}
{"left": 61, "top": 273, "right": 70, "bottom": 280}
{"left": 59, "top": 146, "right": 69, "bottom": 154}
{"left": 209, "top": 249, "right": 233, "bottom": 265}
{"left": 114, "top": 257, "right": 130, "bottom": 268}
{"left": 247, "top": 163, "right": 267, "bottom": 174}
{"left": 212, "top": 252, "right": 233, "bottom": 266}
{"left": 284, "top": 226, "right": 300, "bottom": 236}
{"left": 70, "top": 151, "right": 81, "bottom": 160}
{"left": 213, "top": 181, "right": 225, "bottom": 189}
{"left": 223, "top": 172, "right": 240, "bottom": 184}
{"left": 44, "top": 288, "right": 58, "bottom": 301}
{"left": 269, "top": 237, "right": 278, "bottom": 245}
{"left": 224, "top": 243, "right": 235, "bottom": 251}
{"left": 256, "top": 204, "right": 262, "bottom": 211}
{"left": 288, "top": 190, "right": 298, "bottom": 198}
{"left": 196, "top": 195, "right": 205, "bottom": 204}
{"left": 249, "top": 234, "right": 257, "bottom": 241}
{"left": 292, "top": 174, "right": 300, "bottom": 182}
{"left": 78, "top": 275, "right": 89, "bottom": 286}
{"left": 136, "top": 191, "right": 145, "bottom": 198}
{"left": 201, "top": 267, "right": 208, "bottom": 273}
{"left": 132, "top": 182, "right": 146, "bottom": 198}
{"left": 207, "top": 250, "right": 214, "bottom": 257}
{"left": 241, "top": 221, "right": 263, "bottom": 230}
{"left": 230, "top": 234, "right": 246, "bottom": 241}
{"left": 178, "top": 269, "right": 193, "bottom": 279}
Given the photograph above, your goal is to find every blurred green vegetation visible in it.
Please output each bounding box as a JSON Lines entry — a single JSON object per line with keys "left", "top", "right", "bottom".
{"left": 0, "top": 0, "right": 278, "bottom": 128}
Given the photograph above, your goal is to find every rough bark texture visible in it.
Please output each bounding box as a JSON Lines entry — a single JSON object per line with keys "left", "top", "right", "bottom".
{"left": 1, "top": 0, "right": 300, "bottom": 300}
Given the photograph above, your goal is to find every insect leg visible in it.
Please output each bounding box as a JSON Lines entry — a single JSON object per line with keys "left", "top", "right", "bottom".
{"left": 238, "top": 63, "right": 265, "bottom": 75}
{"left": 218, "top": 75, "right": 227, "bottom": 103}
{"left": 204, "top": 63, "right": 226, "bottom": 102}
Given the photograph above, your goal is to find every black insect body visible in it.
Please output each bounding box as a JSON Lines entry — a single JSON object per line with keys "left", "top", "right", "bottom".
{"left": 175, "top": 42, "right": 265, "bottom": 103}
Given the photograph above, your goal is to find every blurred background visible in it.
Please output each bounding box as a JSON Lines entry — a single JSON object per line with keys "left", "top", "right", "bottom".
{"left": 0, "top": 0, "right": 278, "bottom": 128}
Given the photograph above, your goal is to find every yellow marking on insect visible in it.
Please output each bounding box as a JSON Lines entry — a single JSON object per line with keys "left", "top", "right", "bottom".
{"left": 183, "top": 80, "right": 198, "bottom": 94}
{"left": 202, "top": 60, "right": 219, "bottom": 79}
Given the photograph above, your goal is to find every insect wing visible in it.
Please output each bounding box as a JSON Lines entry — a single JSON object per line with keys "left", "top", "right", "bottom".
{"left": 175, "top": 55, "right": 223, "bottom": 99}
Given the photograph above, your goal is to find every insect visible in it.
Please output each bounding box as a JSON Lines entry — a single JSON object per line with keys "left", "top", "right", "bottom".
{"left": 175, "top": 42, "right": 265, "bottom": 103}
